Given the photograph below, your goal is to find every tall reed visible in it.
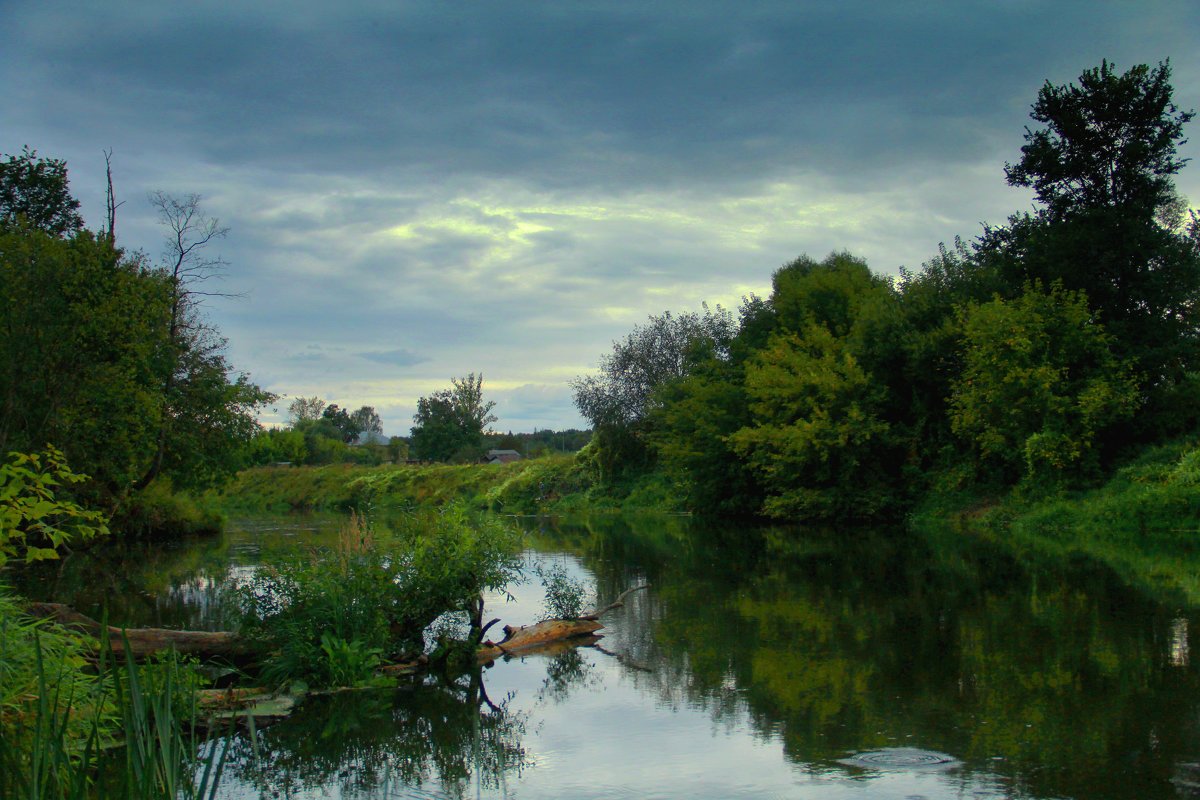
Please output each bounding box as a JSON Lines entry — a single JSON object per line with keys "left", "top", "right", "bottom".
{"left": 0, "top": 595, "right": 231, "bottom": 799}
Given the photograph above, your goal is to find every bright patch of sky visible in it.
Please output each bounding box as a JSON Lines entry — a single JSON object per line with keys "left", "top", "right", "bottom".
{"left": 3, "top": 1, "right": 1198, "bottom": 433}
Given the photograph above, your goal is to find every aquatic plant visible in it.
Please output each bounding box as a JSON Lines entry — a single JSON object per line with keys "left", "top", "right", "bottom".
{"left": 239, "top": 504, "right": 523, "bottom": 686}
{"left": 0, "top": 587, "right": 227, "bottom": 799}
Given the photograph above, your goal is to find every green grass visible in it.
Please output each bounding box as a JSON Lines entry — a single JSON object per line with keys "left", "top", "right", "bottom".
{"left": 217, "top": 454, "right": 686, "bottom": 516}
{"left": 917, "top": 435, "right": 1200, "bottom": 607}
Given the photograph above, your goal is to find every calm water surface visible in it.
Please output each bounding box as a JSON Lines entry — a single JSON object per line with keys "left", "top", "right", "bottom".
{"left": 16, "top": 513, "right": 1200, "bottom": 799}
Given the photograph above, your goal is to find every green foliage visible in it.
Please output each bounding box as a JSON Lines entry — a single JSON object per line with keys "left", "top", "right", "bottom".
{"left": 770, "top": 252, "right": 891, "bottom": 335}
{"left": 1006, "top": 60, "right": 1192, "bottom": 220}
{"left": 535, "top": 561, "right": 587, "bottom": 620}
{"left": 721, "top": 253, "right": 907, "bottom": 520}
{"left": 0, "top": 152, "right": 270, "bottom": 531}
{"left": 982, "top": 60, "right": 1200, "bottom": 402}
{"left": 0, "top": 447, "right": 109, "bottom": 566}
{"left": 241, "top": 427, "right": 308, "bottom": 467}
{"left": 648, "top": 342, "right": 762, "bottom": 515}
{"left": 240, "top": 506, "right": 523, "bottom": 685}
{"left": 572, "top": 305, "right": 736, "bottom": 477}
{"left": 319, "top": 632, "right": 385, "bottom": 688}
{"left": 949, "top": 283, "right": 1138, "bottom": 487}
{"left": 134, "top": 649, "right": 209, "bottom": 724}
{"left": 729, "top": 325, "right": 895, "bottom": 519}
{"left": 0, "top": 226, "right": 169, "bottom": 500}
{"left": 0, "top": 586, "right": 225, "bottom": 799}
{"left": 0, "top": 146, "right": 83, "bottom": 237}
{"left": 115, "top": 478, "right": 223, "bottom": 538}
{"left": 410, "top": 373, "right": 498, "bottom": 462}
{"left": 0, "top": 588, "right": 115, "bottom": 774}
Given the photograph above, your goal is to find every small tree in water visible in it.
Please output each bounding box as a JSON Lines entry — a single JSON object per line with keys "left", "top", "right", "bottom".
{"left": 239, "top": 504, "right": 523, "bottom": 687}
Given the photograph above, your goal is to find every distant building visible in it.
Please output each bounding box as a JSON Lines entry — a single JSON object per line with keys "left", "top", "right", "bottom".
{"left": 485, "top": 449, "right": 523, "bottom": 465}
{"left": 352, "top": 430, "right": 390, "bottom": 446}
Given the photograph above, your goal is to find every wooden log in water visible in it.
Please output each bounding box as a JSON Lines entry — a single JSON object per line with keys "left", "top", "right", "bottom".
{"left": 23, "top": 602, "right": 252, "bottom": 661}
{"left": 476, "top": 618, "right": 605, "bottom": 662}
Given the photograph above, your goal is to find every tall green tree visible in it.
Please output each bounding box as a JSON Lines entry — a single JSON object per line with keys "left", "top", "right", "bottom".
{"left": 0, "top": 146, "right": 83, "bottom": 237}
{"left": 726, "top": 253, "right": 908, "bottom": 519}
{"left": 410, "top": 374, "right": 497, "bottom": 462}
{"left": 572, "top": 305, "right": 736, "bottom": 476}
{"left": 0, "top": 150, "right": 270, "bottom": 515}
{"left": 351, "top": 406, "right": 383, "bottom": 440}
{"left": 1005, "top": 60, "right": 1192, "bottom": 220}
{"left": 949, "top": 283, "right": 1138, "bottom": 487}
{"left": 981, "top": 60, "right": 1200, "bottom": 410}
{"left": 0, "top": 227, "right": 169, "bottom": 501}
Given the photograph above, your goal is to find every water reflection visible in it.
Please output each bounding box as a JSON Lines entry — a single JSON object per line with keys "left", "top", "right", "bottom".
{"left": 221, "top": 670, "right": 529, "bottom": 799}
{"left": 9, "top": 512, "right": 1200, "bottom": 799}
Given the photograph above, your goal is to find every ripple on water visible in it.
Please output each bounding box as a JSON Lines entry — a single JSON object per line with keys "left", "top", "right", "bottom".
{"left": 838, "top": 748, "right": 961, "bottom": 771}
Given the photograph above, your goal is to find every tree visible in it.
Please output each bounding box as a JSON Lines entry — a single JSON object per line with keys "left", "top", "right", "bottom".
{"left": 1005, "top": 60, "right": 1193, "bottom": 220}
{"left": 0, "top": 226, "right": 170, "bottom": 500}
{"left": 948, "top": 283, "right": 1138, "bottom": 486}
{"left": 350, "top": 406, "right": 383, "bottom": 439}
{"left": 0, "top": 146, "right": 83, "bottom": 237}
{"left": 728, "top": 325, "right": 896, "bottom": 520}
{"left": 0, "top": 151, "right": 269, "bottom": 527}
{"left": 982, "top": 61, "right": 1200, "bottom": 399}
{"left": 321, "top": 404, "right": 363, "bottom": 444}
{"left": 572, "top": 306, "right": 736, "bottom": 431}
{"left": 410, "top": 374, "right": 497, "bottom": 462}
{"left": 137, "top": 191, "right": 259, "bottom": 490}
{"left": 288, "top": 396, "right": 327, "bottom": 424}
{"left": 572, "top": 305, "right": 736, "bottom": 475}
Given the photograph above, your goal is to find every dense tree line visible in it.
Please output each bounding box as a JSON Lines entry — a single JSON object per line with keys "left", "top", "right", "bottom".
{"left": 574, "top": 60, "right": 1200, "bottom": 520}
{"left": 0, "top": 148, "right": 272, "bottom": 531}
{"left": 240, "top": 397, "right": 394, "bottom": 466}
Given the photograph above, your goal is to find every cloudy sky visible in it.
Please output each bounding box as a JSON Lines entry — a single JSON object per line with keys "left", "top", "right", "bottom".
{"left": 4, "top": 1, "right": 1199, "bottom": 434}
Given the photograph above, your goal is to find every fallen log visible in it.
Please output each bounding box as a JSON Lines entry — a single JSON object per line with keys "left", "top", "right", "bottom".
{"left": 24, "top": 583, "right": 652, "bottom": 666}
{"left": 24, "top": 602, "right": 252, "bottom": 661}
{"left": 477, "top": 618, "right": 604, "bottom": 662}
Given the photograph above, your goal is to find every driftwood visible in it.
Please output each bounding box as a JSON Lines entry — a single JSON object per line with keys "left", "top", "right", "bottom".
{"left": 581, "top": 584, "right": 650, "bottom": 620}
{"left": 24, "top": 584, "right": 652, "bottom": 667}
{"left": 477, "top": 618, "right": 604, "bottom": 662}
{"left": 24, "top": 602, "right": 252, "bottom": 661}
{"left": 474, "top": 584, "right": 650, "bottom": 662}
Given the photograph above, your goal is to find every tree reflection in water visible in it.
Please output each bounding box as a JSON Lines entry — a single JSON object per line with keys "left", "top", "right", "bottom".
{"left": 223, "top": 668, "right": 531, "bottom": 799}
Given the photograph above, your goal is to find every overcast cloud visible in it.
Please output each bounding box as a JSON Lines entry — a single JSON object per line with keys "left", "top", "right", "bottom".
{"left": 4, "top": 1, "right": 1199, "bottom": 433}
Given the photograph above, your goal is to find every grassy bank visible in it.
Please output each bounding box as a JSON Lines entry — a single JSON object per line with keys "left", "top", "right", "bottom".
{"left": 217, "top": 452, "right": 686, "bottom": 516}
{"left": 915, "top": 435, "right": 1200, "bottom": 607}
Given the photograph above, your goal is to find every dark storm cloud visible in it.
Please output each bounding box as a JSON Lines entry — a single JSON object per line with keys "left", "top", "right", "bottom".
{"left": 12, "top": 1, "right": 1196, "bottom": 195}
{"left": 4, "top": 0, "right": 1199, "bottom": 432}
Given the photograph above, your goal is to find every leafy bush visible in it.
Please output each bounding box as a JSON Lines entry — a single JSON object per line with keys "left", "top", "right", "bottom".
{"left": 0, "top": 587, "right": 114, "bottom": 768}
{"left": 116, "top": 478, "right": 224, "bottom": 538}
{"left": 240, "top": 505, "right": 523, "bottom": 686}
{"left": 535, "top": 561, "right": 587, "bottom": 620}
{"left": 0, "top": 447, "right": 109, "bottom": 565}
{"left": 0, "top": 586, "right": 225, "bottom": 799}
{"left": 320, "top": 632, "right": 385, "bottom": 687}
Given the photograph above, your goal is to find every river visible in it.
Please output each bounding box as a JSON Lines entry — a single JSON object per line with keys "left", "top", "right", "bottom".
{"left": 14, "top": 512, "right": 1200, "bottom": 799}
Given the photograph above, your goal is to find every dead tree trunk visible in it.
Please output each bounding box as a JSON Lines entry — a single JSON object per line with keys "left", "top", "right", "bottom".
{"left": 24, "top": 603, "right": 252, "bottom": 661}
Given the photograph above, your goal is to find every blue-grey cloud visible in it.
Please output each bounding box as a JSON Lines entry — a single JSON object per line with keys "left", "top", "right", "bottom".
{"left": 359, "top": 349, "right": 430, "bottom": 367}
{"left": 3, "top": 0, "right": 1199, "bottom": 433}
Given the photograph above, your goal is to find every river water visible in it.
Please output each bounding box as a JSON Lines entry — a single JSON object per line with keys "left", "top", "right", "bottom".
{"left": 15, "top": 513, "right": 1200, "bottom": 799}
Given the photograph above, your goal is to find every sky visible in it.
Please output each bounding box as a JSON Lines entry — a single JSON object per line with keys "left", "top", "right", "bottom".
{"left": 4, "top": 1, "right": 1200, "bottom": 435}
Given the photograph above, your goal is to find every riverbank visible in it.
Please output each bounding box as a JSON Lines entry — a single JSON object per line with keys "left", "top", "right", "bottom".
{"left": 217, "top": 452, "right": 685, "bottom": 515}
{"left": 217, "top": 435, "right": 1200, "bottom": 608}
{"left": 913, "top": 435, "right": 1200, "bottom": 607}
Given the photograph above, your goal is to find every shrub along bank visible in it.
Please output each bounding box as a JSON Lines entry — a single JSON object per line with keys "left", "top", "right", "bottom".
{"left": 912, "top": 433, "right": 1200, "bottom": 607}
{"left": 218, "top": 449, "right": 687, "bottom": 516}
